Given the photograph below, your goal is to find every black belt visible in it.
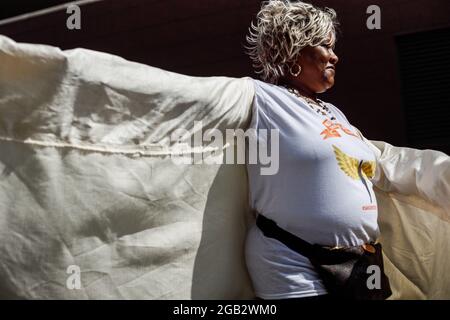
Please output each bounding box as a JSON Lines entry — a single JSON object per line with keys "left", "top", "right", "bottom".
{"left": 256, "top": 213, "right": 379, "bottom": 261}
{"left": 256, "top": 213, "right": 317, "bottom": 258}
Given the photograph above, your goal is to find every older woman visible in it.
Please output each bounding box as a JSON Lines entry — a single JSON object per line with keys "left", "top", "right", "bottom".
{"left": 244, "top": 0, "right": 386, "bottom": 300}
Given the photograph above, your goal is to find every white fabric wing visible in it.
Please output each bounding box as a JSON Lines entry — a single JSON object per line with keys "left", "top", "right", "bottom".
{"left": 0, "top": 35, "right": 255, "bottom": 299}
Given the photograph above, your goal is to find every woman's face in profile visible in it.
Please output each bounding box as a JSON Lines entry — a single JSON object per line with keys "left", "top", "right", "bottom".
{"left": 294, "top": 33, "right": 339, "bottom": 94}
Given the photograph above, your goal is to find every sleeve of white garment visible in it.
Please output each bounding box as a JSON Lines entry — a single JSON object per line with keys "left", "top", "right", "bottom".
{"left": 0, "top": 35, "right": 255, "bottom": 146}
{"left": 355, "top": 128, "right": 450, "bottom": 213}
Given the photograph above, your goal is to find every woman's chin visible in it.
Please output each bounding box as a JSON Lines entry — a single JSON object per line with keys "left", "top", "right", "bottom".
{"left": 324, "top": 78, "right": 335, "bottom": 90}
{"left": 320, "top": 74, "right": 335, "bottom": 87}
{"left": 317, "top": 82, "right": 335, "bottom": 93}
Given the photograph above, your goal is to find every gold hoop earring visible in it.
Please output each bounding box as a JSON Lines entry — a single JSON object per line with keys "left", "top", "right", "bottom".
{"left": 289, "top": 64, "right": 302, "bottom": 77}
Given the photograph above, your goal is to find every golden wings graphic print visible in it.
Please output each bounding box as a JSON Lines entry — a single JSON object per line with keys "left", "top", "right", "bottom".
{"left": 332, "top": 145, "right": 376, "bottom": 203}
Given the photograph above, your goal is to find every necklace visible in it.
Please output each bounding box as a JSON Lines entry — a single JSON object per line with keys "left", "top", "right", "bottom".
{"left": 282, "top": 85, "right": 337, "bottom": 121}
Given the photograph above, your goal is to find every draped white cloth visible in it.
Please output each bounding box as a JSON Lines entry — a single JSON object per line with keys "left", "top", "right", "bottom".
{"left": 0, "top": 35, "right": 449, "bottom": 299}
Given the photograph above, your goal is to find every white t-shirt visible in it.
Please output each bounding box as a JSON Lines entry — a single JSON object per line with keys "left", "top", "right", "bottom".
{"left": 245, "top": 79, "right": 380, "bottom": 299}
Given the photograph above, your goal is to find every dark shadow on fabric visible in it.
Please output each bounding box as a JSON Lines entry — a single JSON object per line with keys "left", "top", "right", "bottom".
{"left": 191, "top": 162, "right": 256, "bottom": 299}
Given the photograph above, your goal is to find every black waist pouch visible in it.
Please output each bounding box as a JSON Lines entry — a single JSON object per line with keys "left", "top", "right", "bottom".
{"left": 256, "top": 213, "right": 392, "bottom": 300}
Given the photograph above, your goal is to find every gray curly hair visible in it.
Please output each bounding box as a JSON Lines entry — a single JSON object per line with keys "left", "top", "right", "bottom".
{"left": 245, "top": 0, "right": 339, "bottom": 84}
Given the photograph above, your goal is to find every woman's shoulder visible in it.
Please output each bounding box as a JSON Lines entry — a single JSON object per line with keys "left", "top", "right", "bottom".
{"left": 248, "top": 78, "right": 293, "bottom": 105}
{"left": 250, "top": 78, "right": 282, "bottom": 92}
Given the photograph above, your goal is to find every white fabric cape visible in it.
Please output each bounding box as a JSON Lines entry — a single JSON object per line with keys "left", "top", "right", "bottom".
{"left": 0, "top": 35, "right": 449, "bottom": 299}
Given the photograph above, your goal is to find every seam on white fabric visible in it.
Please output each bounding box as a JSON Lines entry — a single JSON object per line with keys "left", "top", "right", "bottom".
{"left": 0, "top": 135, "right": 226, "bottom": 157}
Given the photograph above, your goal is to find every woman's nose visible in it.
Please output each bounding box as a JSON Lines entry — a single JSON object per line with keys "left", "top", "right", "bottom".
{"left": 330, "top": 50, "right": 339, "bottom": 65}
